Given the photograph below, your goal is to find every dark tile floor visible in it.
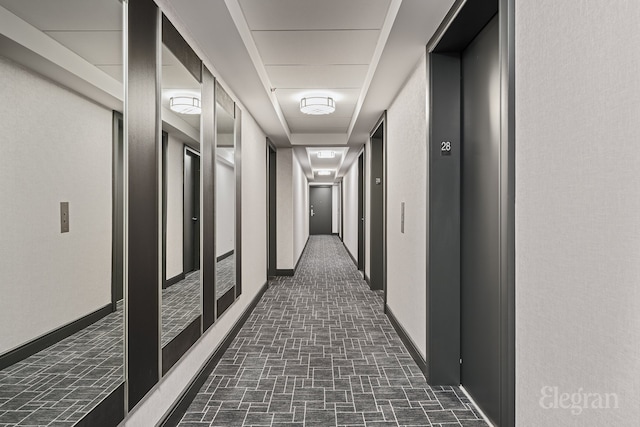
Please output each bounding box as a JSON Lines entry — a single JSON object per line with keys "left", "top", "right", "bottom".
{"left": 163, "top": 270, "right": 202, "bottom": 346}
{"left": 0, "top": 305, "right": 123, "bottom": 427}
{"left": 177, "top": 235, "right": 488, "bottom": 427}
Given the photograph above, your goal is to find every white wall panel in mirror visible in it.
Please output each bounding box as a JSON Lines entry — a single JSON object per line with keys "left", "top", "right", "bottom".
{"left": 215, "top": 90, "right": 237, "bottom": 314}
{"left": 160, "top": 43, "right": 202, "bottom": 347}
{"left": 0, "top": 0, "right": 124, "bottom": 424}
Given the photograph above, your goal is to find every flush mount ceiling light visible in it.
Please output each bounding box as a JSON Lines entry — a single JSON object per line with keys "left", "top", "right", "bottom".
{"left": 300, "top": 97, "right": 335, "bottom": 115}
{"left": 316, "top": 170, "right": 332, "bottom": 176}
{"left": 316, "top": 151, "right": 335, "bottom": 159}
{"left": 170, "top": 96, "right": 201, "bottom": 115}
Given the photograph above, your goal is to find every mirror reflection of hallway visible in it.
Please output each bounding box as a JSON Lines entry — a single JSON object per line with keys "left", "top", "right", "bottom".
{"left": 309, "top": 186, "right": 333, "bottom": 235}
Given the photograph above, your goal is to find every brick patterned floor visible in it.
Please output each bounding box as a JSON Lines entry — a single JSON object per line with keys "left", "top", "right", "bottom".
{"left": 163, "top": 270, "right": 202, "bottom": 346}
{"left": 177, "top": 235, "right": 488, "bottom": 427}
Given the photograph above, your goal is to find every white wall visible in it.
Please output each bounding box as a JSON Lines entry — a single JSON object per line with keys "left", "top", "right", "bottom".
{"left": 385, "top": 55, "right": 428, "bottom": 358}
{"left": 166, "top": 135, "right": 184, "bottom": 279}
{"left": 0, "top": 56, "right": 112, "bottom": 354}
{"left": 292, "top": 155, "right": 309, "bottom": 264}
{"left": 276, "top": 148, "right": 293, "bottom": 269}
{"left": 332, "top": 184, "right": 340, "bottom": 234}
{"left": 124, "top": 108, "right": 267, "bottom": 426}
{"left": 342, "top": 160, "right": 359, "bottom": 261}
{"left": 216, "top": 159, "right": 235, "bottom": 257}
{"left": 515, "top": 1, "right": 640, "bottom": 425}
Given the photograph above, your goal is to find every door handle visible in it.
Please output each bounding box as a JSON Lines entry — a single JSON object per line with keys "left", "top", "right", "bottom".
{"left": 310, "top": 209, "right": 315, "bottom": 217}
{"left": 192, "top": 217, "right": 198, "bottom": 221}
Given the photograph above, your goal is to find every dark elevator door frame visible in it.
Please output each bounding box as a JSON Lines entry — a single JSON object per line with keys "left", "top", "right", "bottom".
{"left": 267, "top": 142, "right": 277, "bottom": 277}
{"left": 309, "top": 186, "right": 332, "bottom": 235}
{"left": 426, "top": 0, "right": 515, "bottom": 426}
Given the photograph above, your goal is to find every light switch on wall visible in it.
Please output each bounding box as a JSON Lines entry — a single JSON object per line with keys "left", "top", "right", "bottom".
{"left": 60, "top": 202, "right": 69, "bottom": 233}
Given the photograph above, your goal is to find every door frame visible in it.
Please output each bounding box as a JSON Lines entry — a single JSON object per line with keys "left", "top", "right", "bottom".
{"left": 183, "top": 146, "right": 201, "bottom": 274}
{"left": 357, "top": 150, "right": 365, "bottom": 272}
{"left": 266, "top": 139, "right": 277, "bottom": 277}
{"left": 309, "top": 185, "right": 333, "bottom": 235}
{"left": 369, "top": 112, "right": 387, "bottom": 304}
{"left": 425, "top": 0, "right": 515, "bottom": 425}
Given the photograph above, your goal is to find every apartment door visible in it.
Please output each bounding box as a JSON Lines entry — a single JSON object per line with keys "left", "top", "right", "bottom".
{"left": 309, "top": 186, "right": 332, "bottom": 235}
{"left": 183, "top": 149, "right": 200, "bottom": 272}
{"left": 460, "top": 15, "right": 501, "bottom": 423}
{"left": 369, "top": 122, "right": 384, "bottom": 291}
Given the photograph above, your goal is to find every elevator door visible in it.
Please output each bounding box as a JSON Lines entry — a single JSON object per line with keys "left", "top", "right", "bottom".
{"left": 460, "top": 15, "right": 500, "bottom": 424}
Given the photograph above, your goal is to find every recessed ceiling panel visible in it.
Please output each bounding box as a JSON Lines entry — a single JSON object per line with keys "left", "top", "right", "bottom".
{"left": 266, "top": 65, "right": 368, "bottom": 89}
{"left": 253, "top": 30, "right": 379, "bottom": 65}
{"left": 0, "top": 0, "right": 122, "bottom": 31}
{"left": 289, "top": 118, "right": 351, "bottom": 133}
{"left": 239, "top": 0, "right": 391, "bottom": 31}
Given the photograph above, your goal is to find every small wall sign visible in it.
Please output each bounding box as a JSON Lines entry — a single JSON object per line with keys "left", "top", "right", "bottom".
{"left": 441, "top": 141, "right": 452, "bottom": 156}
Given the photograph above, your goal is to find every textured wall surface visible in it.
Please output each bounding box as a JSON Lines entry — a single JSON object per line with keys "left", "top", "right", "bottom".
{"left": 342, "top": 160, "right": 359, "bottom": 262}
{"left": 386, "top": 55, "right": 428, "bottom": 357}
{"left": 515, "top": 1, "right": 640, "bottom": 424}
{"left": 292, "top": 154, "right": 309, "bottom": 265}
{"left": 166, "top": 134, "right": 184, "bottom": 279}
{"left": 276, "top": 148, "right": 293, "bottom": 269}
{"left": 216, "top": 160, "right": 235, "bottom": 256}
{"left": 0, "top": 56, "right": 112, "bottom": 353}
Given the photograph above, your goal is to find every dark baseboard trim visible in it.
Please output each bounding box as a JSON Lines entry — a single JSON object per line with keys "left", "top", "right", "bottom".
{"left": 294, "top": 236, "right": 310, "bottom": 271}
{"left": 275, "top": 236, "right": 310, "bottom": 277}
{"left": 276, "top": 269, "right": 294, "bottom": 276}
{"left": 332, "top": 232, "right": 339, "bottom": 236}
{"left": 161, "top": 281, "right": 269, "bottom": 427}
{"left": 216, "top": 250, "right": 234, "bottom": 262}
{"left": 162, "top": 317, "right": 202, "bottom": 375}
{"left": 364, "top": 273, "right": 371, "bottom": 287}
{"left": 76, "top": 383, "right": 125, "bottom": 427}
{"left": 385, "top": 304, "right": 429, "bottom": 381}
{"left": 164, "top": 272, "right": 185, "bottom": 289}
{"left": 343, "top": 242, "right": 358, "bottom": 268}
{"left": 217, "top": 286, "right": 236, "bottom": 317}
{"left": 0, "top": 304, "right": 113, "bottom": 370}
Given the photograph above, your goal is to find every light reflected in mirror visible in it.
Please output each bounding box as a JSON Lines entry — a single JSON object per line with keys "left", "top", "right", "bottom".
{"left": 0, "top": 0, "right": 124, "bottom": 424}
{"left": 215, "top": 99, "right": 236, "bottom": 306}
{"left": 161, "top": 44, "right": 202, "bottom": 347}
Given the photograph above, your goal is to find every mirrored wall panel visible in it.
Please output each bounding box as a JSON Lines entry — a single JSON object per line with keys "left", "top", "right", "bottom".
{"left": 0, "top": 0, "right": 125, "bottom": 424}
{"left": 160, "top": 43, "right": 202, "bottom": 349}
{"left": 215, "top": 87, "right": 237, "bottom": 316}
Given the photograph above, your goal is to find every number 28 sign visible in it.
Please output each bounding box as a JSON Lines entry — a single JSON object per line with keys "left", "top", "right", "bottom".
{"left": 440, "top": 141, "right": 452, "bottom": 156}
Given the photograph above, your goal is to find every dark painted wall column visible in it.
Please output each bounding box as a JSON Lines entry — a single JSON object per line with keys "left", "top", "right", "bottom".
{"left": 126, "top": 0, "right": 160, "bottom": 410}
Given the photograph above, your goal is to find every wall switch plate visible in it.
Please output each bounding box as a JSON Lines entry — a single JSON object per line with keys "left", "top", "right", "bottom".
{"left": 60, "top": 202, "right": 69, "bottom": 233}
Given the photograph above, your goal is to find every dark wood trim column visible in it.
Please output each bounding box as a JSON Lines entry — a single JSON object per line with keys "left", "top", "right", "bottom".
{"left": 235, "top": 107, "right": 242, "bottom": 297}
{"left": 126, "top": 0, "right": 160, "bottom": 410}
{"left": 202, "top": 65, "right": 216, "bottom": 329}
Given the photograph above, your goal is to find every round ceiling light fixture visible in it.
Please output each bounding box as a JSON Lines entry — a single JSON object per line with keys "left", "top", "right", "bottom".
{"left": 300, "top": 96, "right": 335, "bottom": 115}
{"left": 170, "top": 96, "right": 201, "bottom": 115}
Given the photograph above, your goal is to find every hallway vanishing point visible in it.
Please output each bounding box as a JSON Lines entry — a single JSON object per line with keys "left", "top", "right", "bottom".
{"left": 177, "top": 236, "right": 487, "bottom": 427}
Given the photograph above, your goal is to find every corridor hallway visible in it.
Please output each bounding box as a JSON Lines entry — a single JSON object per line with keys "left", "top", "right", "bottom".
{"left": 177, "top": 236, "right": 487, "bottom": 426}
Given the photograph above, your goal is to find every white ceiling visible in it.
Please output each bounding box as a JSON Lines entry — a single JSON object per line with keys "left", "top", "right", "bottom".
{"left": 161, "top": 0, "right": 455, "bottom": 182}
{"left": 1, "top": 0, "right": 457, "bottom": 183}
